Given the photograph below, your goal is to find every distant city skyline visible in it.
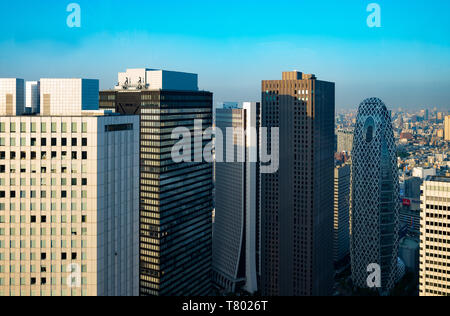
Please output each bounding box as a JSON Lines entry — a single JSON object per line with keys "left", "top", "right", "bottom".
{"left": 0, "top": 0, "right": 449, "bottom": 110}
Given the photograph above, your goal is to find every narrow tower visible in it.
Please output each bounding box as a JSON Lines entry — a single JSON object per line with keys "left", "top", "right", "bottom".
{"left": 350, "top": 97, "right": 399, "bottom": 293}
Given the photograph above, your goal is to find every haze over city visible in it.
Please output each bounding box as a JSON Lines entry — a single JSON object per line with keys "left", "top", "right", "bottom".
{"left": 0, "top": 0, "right": 449, "bottom": 110}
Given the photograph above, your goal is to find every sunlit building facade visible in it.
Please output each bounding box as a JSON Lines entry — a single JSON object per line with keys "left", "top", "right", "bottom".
{"left": 0, "top": 78, "right": 140, "bottom": 296}
{"left": 419, "top": 176, "right": 450, "bottom": 296}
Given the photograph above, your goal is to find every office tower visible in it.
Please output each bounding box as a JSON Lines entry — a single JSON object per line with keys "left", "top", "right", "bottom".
{"left": 0, "top": 79, "right": 25, "bottom": 116}
{"left": 334, "top": 163, "right": 351, "bottom": 266}
{"left": 419, "top": 176, "right": 450, "bottom": 296}
{"left": 100, "top": 68, "right": 213, "bottom": 296}
{"left": 336, "top": 129, "right": 354, "bottom": 154}
{"left": 350, "top": 97, "right": 399, "bottom": 293}
{"left": 40, "top": 79, "right": 99, "bottom": 116}
{"left": 0, "top": 78, "right": 140, "bottom": 296}
{"left": 212, "top": 102, "right": 260, "bottom": 294}
{"left": 445, "top": 115, "right": 450, "bottom": 141}
{"left": 260, "top": 71, "right": 335, "bottom": 296}
{"left": 25, "top": 81, "right": 40, "bottom": 114}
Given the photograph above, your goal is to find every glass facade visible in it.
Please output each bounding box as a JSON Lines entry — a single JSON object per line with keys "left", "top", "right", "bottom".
{"left": 100, "top": 89, "right": 213, "bottom": 296}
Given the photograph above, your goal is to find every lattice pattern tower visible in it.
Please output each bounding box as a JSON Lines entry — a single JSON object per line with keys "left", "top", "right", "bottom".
{"left": 350, "top": 98, "right": 399, "bottom": 292}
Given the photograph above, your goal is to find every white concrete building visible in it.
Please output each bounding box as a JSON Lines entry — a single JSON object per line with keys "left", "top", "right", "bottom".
{"left": 412, "top": 167, "right": 436, "bottom": 180}
{"left": 40, "top": 79, "right": 99, "bottom": 115}
{"left": 419, "top": 176, "right": 450, "bottom": 296}
{"left": 0, "top": 79, "right": 25, "bottom": 116}
{"left": 0, "top": 78, "right": 139, "bottom": 296}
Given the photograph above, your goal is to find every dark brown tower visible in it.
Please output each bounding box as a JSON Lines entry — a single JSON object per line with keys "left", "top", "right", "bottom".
{"left": 260, "top": 71, "right": 335, "bottom": 296}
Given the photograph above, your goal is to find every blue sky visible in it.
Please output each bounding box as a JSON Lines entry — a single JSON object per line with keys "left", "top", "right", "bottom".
{"left": 0, "top": 0, "right": 449, "bottom": 110}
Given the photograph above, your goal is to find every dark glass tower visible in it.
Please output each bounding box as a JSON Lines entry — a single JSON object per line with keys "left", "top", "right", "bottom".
{"left": 100, "top": 69, "right": 213, "bottom": 296}
{"left": 260, "top": 71, "right": 335, "bottom": 296}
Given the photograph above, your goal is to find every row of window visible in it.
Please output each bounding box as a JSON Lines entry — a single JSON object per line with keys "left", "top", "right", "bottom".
{"left": 0, "top": 263, "right": 88, "bottom": 273}
{"left": 0, "top": 122, "right": 88, "bottom": 134}
{"left": 0, "top": 165, "right": 89, "bottom": 174}
{"left": 0, "top": 150, "right": 88, "bottom": 161}
{"left": 0, "top": 164, "right": 87, "bottom": 175}
{"left": 0, "top": 277, "right": 89, "bottom": 287}
{"left": 0, "top": 241, "right": 87, "bottom": 251}
{"left": 0, "top": 226, "right": 88, "bottom": 237}
{"left": 0, "top": 289, "right": 90, "bottom": 297}
{"left": 0, "top": 215, "right": 88, "bottom": 223}
{"left": 0, "top": 137, "right": 88, "bottom": 148}
{"left": 0, "top": 202, "right": 88, "bottom": 212}
{"left": 426, "top": 185, "right": 450, "bottom": 193}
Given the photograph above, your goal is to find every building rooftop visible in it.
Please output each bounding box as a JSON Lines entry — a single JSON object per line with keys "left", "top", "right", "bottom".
{"left": 115, "top": 68, "right": 199, "bottom": 91}
{"left": 0, "top": 110, "right": 122, "bottom": 118}
{"left": 426, "top": 175, "right": 450, "bottom": 183}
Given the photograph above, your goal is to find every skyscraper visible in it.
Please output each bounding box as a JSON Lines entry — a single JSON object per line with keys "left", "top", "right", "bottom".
{"left": 350, "top": 97, "right": 399, "bottom": 293}
{"left": 334, "top": 163, "right": 351, "bottom": 266}
{"left": 419, "top": 176, "right": 450, "bottom": 296}
{"left": 100, "top": 68, "right": 213, "bottom": 296}
{"left": 212, "top": 102, "right": 260, "bottom": 294}
{"left": 336, "top": 129, "right": 354, "bottom": 154}
{"left": 0, "top": 78, "right": 140, "bottom": 296}
{"left": 445, "top": 115, "right": 450, "bottom": 141}
{"left": 260, "top": 71, "right": 335, "bottom": 296}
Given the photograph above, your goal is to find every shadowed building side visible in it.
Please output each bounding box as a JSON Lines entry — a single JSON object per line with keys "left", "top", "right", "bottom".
{"left": 260, "top": 71, "right": 335, "bottom": 296}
